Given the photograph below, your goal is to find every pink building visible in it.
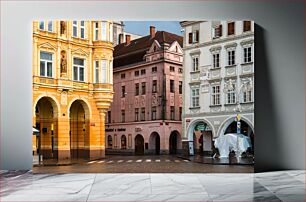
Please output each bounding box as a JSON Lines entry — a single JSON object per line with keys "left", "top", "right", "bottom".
{"left": 105, "top": 26, "right": 183, "bottom": 155}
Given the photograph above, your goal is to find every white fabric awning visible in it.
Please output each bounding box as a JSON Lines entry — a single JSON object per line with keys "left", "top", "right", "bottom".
{"left": 32, "top": 127, "right": 39, "bottom": 133}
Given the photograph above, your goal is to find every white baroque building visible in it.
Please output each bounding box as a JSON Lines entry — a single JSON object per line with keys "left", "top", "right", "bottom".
{"left": 180, "top": 21, "right": 254, "bottom": 155}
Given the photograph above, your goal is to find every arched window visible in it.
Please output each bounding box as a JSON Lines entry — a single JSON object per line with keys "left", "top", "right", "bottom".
{"left": 121, "top": 135, "right": 127, "bottom": 149}
{"left": 107, "top": 135, "right": 113, "bottom": 148}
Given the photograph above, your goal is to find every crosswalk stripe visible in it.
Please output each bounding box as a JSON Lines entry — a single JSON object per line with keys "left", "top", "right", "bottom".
{"left": 174, "top": 160, "right": 180, "bottom": 162}
{"left": 155, "top": 159, "right": 161, "bottom": 162}
{"left": 145, "top": 159, "right": 151, "bottom": 162}
{"left": 165, "top": 159, "right": 170, "bottom": 162}
{"left": 106, "top": 160, "right": 113, "bottom": 163}
{"left": 97, "top": 160, "right": 105, "bottom": 164}
{"left": 88, "top": 161, "right": 97, "bottom": 164}
{"left": 117, "top": 160, "right": 124, "bottom": 163}
{"left": 183, "top": 160, "right": 189, "bottom": 162}
{"left": 136, "top": 160, "right": 142, "bottom": 162}
{"left": 127, "top": 160, "right": 133, "bottom": 163}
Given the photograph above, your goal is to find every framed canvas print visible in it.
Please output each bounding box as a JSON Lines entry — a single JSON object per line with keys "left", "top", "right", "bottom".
{"left": 32, "top": 20, "right": 254, "bottom": 173}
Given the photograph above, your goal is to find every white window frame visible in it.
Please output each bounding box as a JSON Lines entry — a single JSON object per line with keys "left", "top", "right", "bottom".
{"left": 192, "top": 30, "right": 199, "bottom": 43}
{"left": 243, "top": 90, "right": 253, "bottom": 103}
{"left": 109, "top": 23, "right": 113, "bottom": 42}
{"left": 192, "top": 56, "right": 199, "bottom": 72}
{"left": 243, "top": 46, "right": 252, "bottom": 63}
{"left": 39, "top": 21, "right": 45, "bottom": 30}
{"left": 47, "top": 21, "right": 53, "bottom": 32}
{"left": 227, "top": 49, "right": 235, "bottom": 66}
{"left": 211, "top": 85, "right": 221, "bottom": 106}
{"left": 191, "top": 88, "right": 200, "bottom": 108}
{"left": 101, "top": 21, "right": 107, "bottom": 41}
{"left": 212, "top": 52, "right": 220, "bottom": 68}
{"left": 80, "top": 21, "right": 85, "bottom": 39}
{"left": 101, "top": 59, "right": 107, "bottom": 83}
{"left": 94, "top": 22, "right": 99, "bottom": 41}
{"left": 73, "top": 57, "right": 85, "bottom": 82}
{"left": 73, "top": 21, "right": 78, "bottom": 37}
{"left": 109, "top": 60, "right": 113, "bottom": 84}
{"left": 95, "top": 60, "right": 99, "bottom": 83}
{"left": 39, "top": 51, "right": 53, "bottom": 78}
{"left": 226, "top": 84, "right": 236, "bottom": 104}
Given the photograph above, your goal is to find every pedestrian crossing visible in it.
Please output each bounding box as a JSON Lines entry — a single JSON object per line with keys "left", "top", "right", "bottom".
{"left": 87, "top": 159, "right": 190, "bottom": 164}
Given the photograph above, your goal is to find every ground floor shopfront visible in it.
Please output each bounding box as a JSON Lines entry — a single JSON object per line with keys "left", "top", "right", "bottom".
{"left": 105, "top": 121, "right": 182, "bottom": 155}
{"left": 32, "top": 85, "right": 113, "bottom": 161}
{"left": 182, "top": 112, "right": 254, "bottom": 156}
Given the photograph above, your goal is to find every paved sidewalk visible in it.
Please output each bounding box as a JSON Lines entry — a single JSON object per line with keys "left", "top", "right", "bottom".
{"left": 1, "top": 170, "right": 305, "bottom": 201}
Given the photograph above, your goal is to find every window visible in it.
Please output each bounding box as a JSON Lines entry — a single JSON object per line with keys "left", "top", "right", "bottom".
{"left": 179, "top": 107, "right": 182, "bottom": 121}
{"left": 227, "top": 22, "right": 235, "bottom": 35}
{"left": 188, "top": 30, "right": 199, "bottom": 44}
{"left": 107, "top": 135, "right": 112, "bottom": 148}
{"left": 80, "top": 21, "right": 85, "bottom": 39}
{"left": 101, "top": 60, "right": 107, "bottom": 83}
{"left": 228, "top": 50, "right": 235, "bottom": 66}
{"left": 73, "top": 58, "right": 85, "bottom": 81}
{"left": 243, "top": 90, "right": 253, "bottom": 103}
{"left": 170, "top": 66, "right": 175, "bottom": 72}
{"left": 243, "top": 21, "right": 251, "bottom": 32}
{"left": 40, "top": 51, "right": 53, "bottom": 77}
{"left": 141, "top": 69, "right": 146, "bottom": 75}
{"left": 135, "top": 70, "right": 139, "bottom": 77}
{"left": 121, "top": 110, "right": 125, "bottom": 122}
{"left": 94, "top": 22, "right": 99, "bottom": 40}
{"left": 178, "top": 68, "right": 183, "bottom": 74}
{"left": 152, "top": 107, "right": 157, "bottom": 120}
{"left": 170, "top": 80, "right": 175, "bottom": 93}
{"left": 152, "top": 80, "right": 157, "bottom": 93}
{"left": 47, "top": 21, "right": 53, "bottom": 32}
{"left": 39, "top": 21, "right": 44, "bottom": 30}
{"left": 107, "top": 111, "right": 111, "bottom": 124}
{"left": 179, "top": 81, "right": 182, "bottom": 94}
{"left": 152, "top": 66, "right": 157, "bottom": 73}
{"left": 109, "top": 23, "right": 113, "bottom": 42}
{"left": 213, "top": 53, "right": 220, "bottom": 68}
{"left": 192, "top": 57, "right": 199, "bottom": 71}
{"left": 121, "top": 73, "right": 125, "bottom": 79}
{"left": 226, "top": 84, "right": 236, "bottom": 104}
{"left": 191, "top": 88, "right": 200, "bottom": 107}
{"left": 170, "top": 106, "right": 175, "bottom": 120}
{"left": 95, "top": 61, "right": 99, "bottom": 83}
{"left": 121, "top": 86, "right": 126, "bottom": 97}
{"left": 214, "top": 24, "right": 222, "bottom": 38}
{"left": 141, "top": 108, "right": 145, "bottom": 121}
{"left": 141, "top": 82, "right": 146, "bottom": 95}
{"left": 244, "top": 47, "right": 252, "bottom": 63}
{"left": 121, "top": 135, "right": 126, "bottom": 149}
{"left": 135, "top": 108, "right": 139, "bottom": 121}
{"left": 101, "top": 21, "right": 107, "bottom": 41}
{"left": 135, "top": 83, "right": 139, "bottom": 96}
{"left": 73, "top": 21, "right": 78, "bottom": 37}
{"left": 212, "top": 86, "right": 220, "bottom": 105}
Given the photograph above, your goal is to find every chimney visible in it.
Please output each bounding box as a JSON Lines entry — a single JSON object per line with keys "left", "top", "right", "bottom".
{"left": 150, "top": 26, "right": 155, "bottom": 38}
{"left": 125, "top": 34, "right": 131, "bottom": 45}
{"left": 119, "top": 33, "right": 124, "bottom": 44}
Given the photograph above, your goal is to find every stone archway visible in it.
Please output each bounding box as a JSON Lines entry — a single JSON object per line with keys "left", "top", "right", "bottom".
{"left": 169, "top": 130, "right": 182, "bottom": 155}
{"left": 186, "top": 119, "right": 214, "bottom": 155}
{"left": 135, "top": 134, "right": 144, "bottom": 155}
{"left": 34, "top": 96, "right": 59, "bottom": 160}
{"left": 149, "top": 132, "right": 160, "bottom": 155}
{"left": 69, "top": 99, "right": 90, "bottom": 159}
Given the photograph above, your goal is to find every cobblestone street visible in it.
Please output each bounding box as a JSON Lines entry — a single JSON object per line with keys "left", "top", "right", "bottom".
{"left": 33, "top": 155, "right": 254, "bottom": 173}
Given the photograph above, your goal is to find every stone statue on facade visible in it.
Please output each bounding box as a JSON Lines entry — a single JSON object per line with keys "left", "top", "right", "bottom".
{"left": 60, "top": 21, "right": 66, "bottom": 35}
{"left": 60, "top": 51, "right": 67, "bottom": 74}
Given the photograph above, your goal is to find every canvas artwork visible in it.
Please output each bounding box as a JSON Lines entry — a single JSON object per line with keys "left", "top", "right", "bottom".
{"left": 32, "top": 20, "right": 254, "bottom": 173}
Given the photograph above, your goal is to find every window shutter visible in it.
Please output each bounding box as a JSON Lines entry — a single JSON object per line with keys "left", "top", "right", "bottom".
{"left": 188, "top": 33, "right": 192, "bottom": 44}
{"left": 219, "top": 24, "right": 223, "bottom": 36}
{"left": 196, "top": 30, "right": 199, "bottom": 42}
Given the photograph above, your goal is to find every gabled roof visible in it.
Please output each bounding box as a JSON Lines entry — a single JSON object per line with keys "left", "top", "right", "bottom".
{"left": 113, "top": 31, "right": 183, "bottom": 68}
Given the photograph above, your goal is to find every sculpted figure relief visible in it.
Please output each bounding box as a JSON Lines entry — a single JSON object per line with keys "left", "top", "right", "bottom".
{"left": 60, "top": 51, "right": 67, "bottom": 74}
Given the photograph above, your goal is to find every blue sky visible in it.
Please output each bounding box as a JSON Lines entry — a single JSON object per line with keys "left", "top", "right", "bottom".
{"left": 123, "top": 21, "right": 182, "bottom": 36}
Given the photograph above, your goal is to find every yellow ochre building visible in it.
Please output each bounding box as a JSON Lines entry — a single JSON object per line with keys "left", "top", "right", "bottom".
{"left": 32, "top": 20, "right": 114, "bottom": 160}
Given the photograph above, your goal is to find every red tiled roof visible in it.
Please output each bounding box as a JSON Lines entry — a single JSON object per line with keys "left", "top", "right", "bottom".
{"left": 113, "top": 31, "right": 183, "bottom": 68}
